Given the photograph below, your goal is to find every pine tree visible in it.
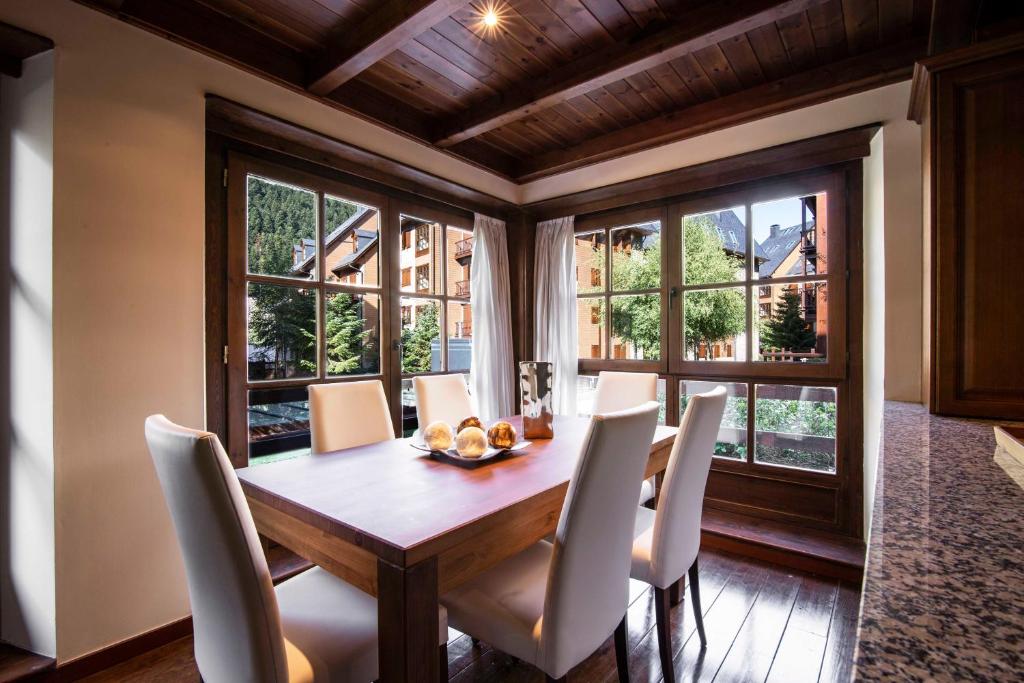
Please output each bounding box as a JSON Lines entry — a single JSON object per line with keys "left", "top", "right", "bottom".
{"left": 761, "top": 289, "right": 816, "bottom": 353}
{"left": 323, "top": 293, "right": 377, "bottom": 375}
{"left": 401, "top": 302, "right": 439, "bottom": 373}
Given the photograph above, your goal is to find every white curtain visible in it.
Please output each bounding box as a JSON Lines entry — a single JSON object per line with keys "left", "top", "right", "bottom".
{"left": 534, "top": 216, "right": 578, "bottom": 415}
{"left": 469, "top": 213, "right": 515, "bottom": 422}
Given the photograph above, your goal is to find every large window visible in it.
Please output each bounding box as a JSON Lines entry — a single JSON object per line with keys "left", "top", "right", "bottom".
{"left": 573, "top": 169, "right": 852, "bottom": 510}
{"left": 224, "top": 155, "right": 474, "bottom": 464}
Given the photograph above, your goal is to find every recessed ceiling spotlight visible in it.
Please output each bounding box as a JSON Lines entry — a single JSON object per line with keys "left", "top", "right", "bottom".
{"left": 477, "top": 2, "right": 504, "bottom": 35}
{"left": 483, "top": 9, "right": 498, "bottom": 27}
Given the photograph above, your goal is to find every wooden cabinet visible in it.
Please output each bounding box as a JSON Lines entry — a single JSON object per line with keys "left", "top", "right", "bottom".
{"left": 913, "top": 35, "right": 1024, "bottom": 419}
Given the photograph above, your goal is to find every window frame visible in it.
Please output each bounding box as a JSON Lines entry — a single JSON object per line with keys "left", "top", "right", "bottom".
{"left": 387, "top": 199, "right": 474, "bottom": 434}
{"left": 575, "top": 205, "right": 669, "bottom": 374}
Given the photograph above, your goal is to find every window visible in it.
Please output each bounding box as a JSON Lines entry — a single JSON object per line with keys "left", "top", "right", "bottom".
{"left": 398, "top": 207, "right": 473, "bottom": 436}
{"left": 223, "top": 155, "right": 476, "bottom": 463}
{"left": 574, "top": 213, "right": 663, "bottom": 368}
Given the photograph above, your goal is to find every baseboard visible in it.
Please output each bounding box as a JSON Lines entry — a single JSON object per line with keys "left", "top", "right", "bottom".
{"left": 701, "top": 508, "right": 865, "bottom": 583}
{"left": 37, "top": 618, "right": 192, "bottom": 682}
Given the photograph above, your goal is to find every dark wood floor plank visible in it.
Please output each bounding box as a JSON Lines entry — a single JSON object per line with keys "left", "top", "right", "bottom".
{"left": 709, "top": 564, "right": 802, "bottom": 683}
{"left": 816, "top": 582, "right": 861, "bottom": 683}
{"left": 621, "top": 551, "right": 741, "bottom": 683}
{"left": 671, "top": 556, "right": 772, "bottom": 682}
{"left": 64, "top": 549, "right": 861, "bottom": 683}
{"left": 764, "top": 575, "right": 839, "bottom": 683}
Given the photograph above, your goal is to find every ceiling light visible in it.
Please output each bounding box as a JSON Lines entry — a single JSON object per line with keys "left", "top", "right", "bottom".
{"left": 483, "top": 9, "right": 498, "bottom": 27}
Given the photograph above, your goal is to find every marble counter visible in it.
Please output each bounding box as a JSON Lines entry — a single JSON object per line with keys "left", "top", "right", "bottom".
{"left": 853, "top": 402, "right": 1024, "bottom": 681}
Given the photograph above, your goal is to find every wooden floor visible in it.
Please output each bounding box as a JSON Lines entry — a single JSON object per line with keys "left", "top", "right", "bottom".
{"left": 81, "top": 549, "right": 859, "bottom": 683}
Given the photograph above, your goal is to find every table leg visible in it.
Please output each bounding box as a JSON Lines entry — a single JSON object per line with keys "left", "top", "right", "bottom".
{"left": 378, "top": 556, "right": 440, "bottom": 683}
{"left": 652, "top": 470, "right": 665, "bottom": 509}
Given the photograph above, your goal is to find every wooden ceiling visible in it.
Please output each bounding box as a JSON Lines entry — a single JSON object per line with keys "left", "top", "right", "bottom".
{"left": 80, "top": 0, "right": 930, "bottom": 182}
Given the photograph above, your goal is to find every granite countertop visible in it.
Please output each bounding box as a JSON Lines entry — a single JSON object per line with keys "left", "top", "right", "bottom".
{"left": 853, "top": 402, "right": 1024, "bottom": 681}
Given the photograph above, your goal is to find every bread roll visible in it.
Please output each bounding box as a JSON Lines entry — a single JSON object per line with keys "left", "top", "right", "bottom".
{"left": 455, "top": 426, "right": 487, "bottom": 458}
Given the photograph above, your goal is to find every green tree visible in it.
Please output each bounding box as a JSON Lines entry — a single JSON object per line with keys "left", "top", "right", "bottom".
{"left": 401, "top": 302, "right": 439, "bottom": 373}
{"left": 609, "top": 238, "right": 662, "bottom": 358}
{"left": 682, "top": 217, "right": 746, "bottom": 359}
{"left": 761, "top": 289, "right": 816, "bottom": 353}
{"left": 314, "top": 293, "right": 377, "bottom": 375}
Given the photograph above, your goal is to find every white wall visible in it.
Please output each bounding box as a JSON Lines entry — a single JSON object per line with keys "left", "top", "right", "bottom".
{"left": 862, "top": 130, "right": 886, "bottom": 540}
{"left": 0, "top": 51, "right": 57, "bottom": 657}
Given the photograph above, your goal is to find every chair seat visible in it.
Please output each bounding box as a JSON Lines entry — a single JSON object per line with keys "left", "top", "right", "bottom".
{"left": 441, "top": 540, "right": 553, "bottom": 667}
{"left": 277, "top": 567, "right": 448, "bottom": 683}
{"left": 630, "top": 506, "right": 659, "bottom": 587}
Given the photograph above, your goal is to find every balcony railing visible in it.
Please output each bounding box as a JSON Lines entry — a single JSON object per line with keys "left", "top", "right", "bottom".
{"left": 455, "top": 279, "right": 470, "bottom": 298}
{"left": 454, "top": 237, "right": 474, "bottom": 261}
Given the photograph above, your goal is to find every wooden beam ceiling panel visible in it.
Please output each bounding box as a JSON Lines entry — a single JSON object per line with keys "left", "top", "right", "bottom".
{"left": 432, "top": 0, "right": 831, "bottom": 147}
{"left": 308, "top": 0, "right": 473, "bottom": 95}
{"left": 514, "top": 37, "right": 926, "bottom": 181}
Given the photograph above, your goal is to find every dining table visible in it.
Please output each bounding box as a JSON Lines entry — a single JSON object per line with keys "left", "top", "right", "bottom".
{"left": 236, "top": 414, "right": 678, "bottom": 683}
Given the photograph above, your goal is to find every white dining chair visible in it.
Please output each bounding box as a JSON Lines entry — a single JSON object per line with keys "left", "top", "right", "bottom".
{"left": 441, "top": 402, "right": 660, "bottom": 682}
{"left": 144, "top": 415, "right": 448, "bottom": 683}
{"left": 308, "top": 380, "right": 394, "bottom": 454}
{"left": 592, "top": 371, "right": 659, "bottom": 504}
{"left": 629, "top": 386, "right": 727, "bottom": 683}
{"left": 413, "top": 373, "right": 476, "bottom": 427}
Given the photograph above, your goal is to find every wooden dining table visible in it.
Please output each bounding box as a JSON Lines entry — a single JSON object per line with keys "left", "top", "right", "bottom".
{"left": 237, "top": 414, "right": 677, "bottom": 683}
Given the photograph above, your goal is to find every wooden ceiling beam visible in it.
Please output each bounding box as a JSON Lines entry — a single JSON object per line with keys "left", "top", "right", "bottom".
{"left": 514, "top": 37, "right": 927, "bottom": 182}
{"left": 432, "top": 0, "right": 830, "bottom": 147}
{"left": 308, "top": 0, "right": 473, "bottom": 96}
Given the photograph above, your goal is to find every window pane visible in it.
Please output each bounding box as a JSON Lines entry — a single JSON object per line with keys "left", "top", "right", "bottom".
{"left": 247, "top": 283, "right": 317, "bottom": 380}
{"left": 247, "top": 175, "right": 316, "bottom": 280}
{"left": 577, "top": 297, "right": 605, "bottom": 359}
{"left": 680, "top": 381, "right": 748, "bottom": 460}
{"left": 400, "top": 297, "right": 441, "bottom": 373}
{"left": 683, "top": 287, "right": 747, "bottom": 361}
{"left": 610, "top": 294, "right": 661, "bottom": 360}
{"left": 325, "top": 291, "right": 380, "bottom": 376}
{"left": 324, "top": 195, "right": 380, "bottom": 287}
{"left": 753, "top": 193, "right": 827, "bottom": 279}
{"left": 575, "top": 231, "right": 606, "bottom": 294}
{"left": 611, "top": 221, "right": 661, "bottom": 291}
{"left": 755, "top": 384, "right": 837, "bottom": 473}
{"left": 401, "top": 216, "right": 441, "bottom": 294}
{"left": 755, "top": 281, "right": 827, "bottom": 363}
{"left": 578, "top": 374, "right": 667, "bottom": 425}
{"left": 683, "top": 207, "right": 747, "bottom": 285}
{"left": 447, "top": 226, "right": 473, "bottom": 298}
{"left": 248, "top": 386, "right": 311, "bottom": 464}
{"left": 447, "top": 301, "right": 472, "bottom": 371}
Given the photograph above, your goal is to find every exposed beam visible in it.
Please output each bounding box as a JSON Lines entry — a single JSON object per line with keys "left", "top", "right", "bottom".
{"left": 514, "top": 38, "right": 926, "bottom": 182}
{"left": 0, "top": 21, "right": 54, "bottom": 77}
{"left": 433, "top": 0, "right": 829, "bottom": 147}
{"left": 927, "top": 0, "right": 981, "bottom": 55}
{"left": 308, "top": 0, "right": 472, "bottom": 96}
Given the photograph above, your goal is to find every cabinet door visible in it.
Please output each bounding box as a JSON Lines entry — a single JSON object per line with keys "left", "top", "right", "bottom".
{"left": 932, "top": 49, "right": 1024, "bottom": 419}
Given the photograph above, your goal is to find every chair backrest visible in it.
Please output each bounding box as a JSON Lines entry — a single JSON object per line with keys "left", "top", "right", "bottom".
{"left": 413, "top": 373, "right": 476, "bottom": 427}
{"left": 649, "top": 386, "right": 727, "bottom": 586}
{"left": 591, "top": 371, "right": 658, "bottom": 415}
{"left": 144, "top": 415, "right": 287, "bottom": 683}
{"left": 540, "top": 402, "right": 660, "bottom": 678}
{"left": 308, "top": 380, "right": 394, "bottom": 454}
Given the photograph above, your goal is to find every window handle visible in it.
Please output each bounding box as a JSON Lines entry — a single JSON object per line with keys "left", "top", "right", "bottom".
{"left": 670, "top": 286, "right": 680, "bottom": 300}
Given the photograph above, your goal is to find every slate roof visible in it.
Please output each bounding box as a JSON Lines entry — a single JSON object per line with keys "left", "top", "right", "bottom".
{"left": 703, "top": 210, "right": 766, "bottom": 261}
{"left": 291, "top": 206, "right": 376, "bottom": 274}
{"left": 756, "top": 221, "right": 813, "bottom": 278}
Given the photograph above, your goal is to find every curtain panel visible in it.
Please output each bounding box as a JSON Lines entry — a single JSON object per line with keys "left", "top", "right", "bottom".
{"left": 534, "top": 216, "right": 578, "bottom": 415}
{"left": 469, "top": 214, "right": 515, "bottom": 422}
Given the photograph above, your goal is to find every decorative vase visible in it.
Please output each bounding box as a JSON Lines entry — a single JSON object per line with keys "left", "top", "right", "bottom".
{"left": 520, "top": 361, "right": 554, "bottom": 439}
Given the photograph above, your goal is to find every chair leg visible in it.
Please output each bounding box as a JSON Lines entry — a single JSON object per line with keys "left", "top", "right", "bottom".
{"left": 654, "top": 586, "right": 675, "bottom": 683}
{"left": 471, "top": 636, "right": 480, "bottom": 647}
{"left": 688, "top": 558, "right": 707, "bottom": 649}
{"left": 439, "top": 643, "right": 449, "bottom": 682}
{"left": 614, "top": 615, "right": 630, "bottom": 683}
{"left": 669, "top": 577, "right": 682, "bottom": 607}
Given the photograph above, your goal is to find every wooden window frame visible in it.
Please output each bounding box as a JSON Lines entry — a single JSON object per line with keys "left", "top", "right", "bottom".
{"left": 388, "top": 199, "right": 473, "bottom": 434}
{"left": 570, "top": 164, "right": 862, "bottom": 536}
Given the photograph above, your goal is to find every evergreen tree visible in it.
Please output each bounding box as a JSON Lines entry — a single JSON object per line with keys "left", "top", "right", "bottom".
{"left": 761, "top": 289, "right": 816, "bottom": 353}
{"left": 320, "top": 293, "right": 377, "bottom": 375}
{"left": 401, "top": 302, "right": 439, "bottom": 373}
